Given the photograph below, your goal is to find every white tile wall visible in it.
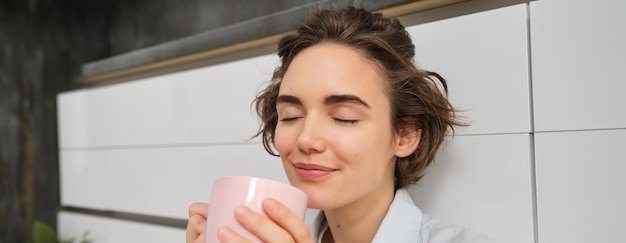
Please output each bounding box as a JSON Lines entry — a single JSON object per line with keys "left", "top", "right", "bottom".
{"left": 530, "top": 1, "right": 626, "bottom": 242}
{"left": 60, "top": 143, "right": 286, "bottom": 220}
{"left": 407, "top": 4, "right": 531, "bottom": 135}
{"left": 409, "top": 134, "right": 534, "bottom": 243}
{"left": 58, "top": 53, "right": 279, "bottom": 149}
{"left": 535, "top": 129, "right": 626, "bottom": 243}
{"left": 57, "top": 211, "right": 185, "bottom": 243}
{"left": 531, "top": 0, "right": 626, "bottom": 132}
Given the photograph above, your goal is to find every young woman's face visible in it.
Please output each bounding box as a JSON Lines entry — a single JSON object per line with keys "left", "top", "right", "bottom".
{"left": 275, "top": 43, "right": 404, "bottom": 210}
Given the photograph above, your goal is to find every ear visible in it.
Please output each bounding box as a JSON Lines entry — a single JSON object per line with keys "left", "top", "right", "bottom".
{"left": 394, "top": 126, "right": 421, "bottom": 158}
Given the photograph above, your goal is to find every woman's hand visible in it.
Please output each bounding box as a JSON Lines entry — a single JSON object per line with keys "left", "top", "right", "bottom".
{"left": 217, "top": 198, "right": 313, "bottom": 243}
{"left": 187, "top": 202, "right": 209, "bottom": 243}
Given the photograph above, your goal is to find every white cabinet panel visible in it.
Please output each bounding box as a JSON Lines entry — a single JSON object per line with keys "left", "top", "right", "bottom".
{"left": 58, "top": 54, "right": 279, "bottom": 148}
{"left": 535, "top": 129, "right": 626, "bottom": 243}
{"left": 60, "top": 143, "right": 286, "bottom": 220}
{"left": 407, "top": 4, "right": 531, "bottom": 135}
{"left": 409, "top": 134, "right": 534, "bottom": 243}
{"left": 58, "top": 211, "right": 184, "bottom": 243}
{"left": 531, "top": 0, "right": 626, "bottom": 132}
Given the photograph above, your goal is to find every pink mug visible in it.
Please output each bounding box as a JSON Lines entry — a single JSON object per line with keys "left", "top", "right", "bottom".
{"left": 205, "top": 176, "right": 308, "bottom": 243}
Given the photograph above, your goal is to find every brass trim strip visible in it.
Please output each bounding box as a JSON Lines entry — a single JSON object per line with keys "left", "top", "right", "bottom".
{"left": 82, "top": 0, "right": 465, "bottom": 84}
{"left": 82, "top": 33, "right": 290, "bottom": 84}
{"left": 377, "top": 0, "right": 465, "bottom": 17}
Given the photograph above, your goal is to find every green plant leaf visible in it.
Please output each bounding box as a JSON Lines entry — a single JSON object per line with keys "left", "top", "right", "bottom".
{"left": 32, "top": 221, "right": 59, "bottom": 243}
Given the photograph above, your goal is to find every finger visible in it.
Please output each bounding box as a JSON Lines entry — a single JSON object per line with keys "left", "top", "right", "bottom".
{"left": 234, "top": 206, "right": 297, "bottom": 243}
{"left": 217, "top": 226, "right": 254, "bottom": 243}
{"left": 187, "top": 214, "right": 206, "bottom": 243}
{"left": 189, "top": 202, "right": 209, "bottom": 217}
{"left": 187, "top": 203, "right": 209, "bottom": 243}
{"left": 192, "top": 232, "right": 206, "bottom": 243}
{"left": 186, "top": 217, "right": 199, "bottom": 243}
{"left": 189, "top": 214, "right": 207, "bottom": 236}
{"left": 263, "top": 198, "right": 313, "bottom": 242}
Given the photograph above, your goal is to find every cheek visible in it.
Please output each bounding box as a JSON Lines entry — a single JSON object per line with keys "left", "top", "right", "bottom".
{"left": 273, "top": 126, "right": 294, "bottom": 154}
{"left": 331, "top": 130, "right": 376, "bottom": 161}
{"left": 343, "top": 128, "right": 395, "bottom": 161}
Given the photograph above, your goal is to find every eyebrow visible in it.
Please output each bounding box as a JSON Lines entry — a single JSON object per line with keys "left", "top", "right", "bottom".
{"left": 276, "top": 94, "right": 370, "bottom": 108}
{"left": 325, "top": 94, "right": 370, "bottom": 108}
{"left": 276, "top": 95, "right": 302, "bottom": 105}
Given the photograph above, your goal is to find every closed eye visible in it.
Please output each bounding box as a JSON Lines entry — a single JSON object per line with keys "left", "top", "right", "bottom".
{"left": 333, "top": 118, "right": 358, "bottom": 124}
{"left": 279, "top": 117, "right": 302, "bottom": 123}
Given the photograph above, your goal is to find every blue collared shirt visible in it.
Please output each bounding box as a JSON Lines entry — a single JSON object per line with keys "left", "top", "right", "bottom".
{"left": 310, "top": 189, "right": 496, "bottom": 243}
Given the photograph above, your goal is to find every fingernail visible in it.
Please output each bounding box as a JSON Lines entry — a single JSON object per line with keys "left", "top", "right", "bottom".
{"left": 218, "top": 226, "right": 235, "bottom": 240}
{"left": 264, "top": 198, "right": 278, "bottom": 211}
{"left": 235, "top": 206, "right": 251, "bottom": 218}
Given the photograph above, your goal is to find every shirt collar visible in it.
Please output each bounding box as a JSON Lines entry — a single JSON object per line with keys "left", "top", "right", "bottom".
{"left": 371, "top": 188, "right": 422, "bottom": 242}
{"left": 309, "top": 188, "right": 423, "bottom": 243}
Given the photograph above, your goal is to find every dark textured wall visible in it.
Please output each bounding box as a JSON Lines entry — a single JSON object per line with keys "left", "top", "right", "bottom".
{"left": 109, "top": 0, "right": 319, "bottom": 55}
{"left": 0, "top": 0, "right": 109, "bottom": 242}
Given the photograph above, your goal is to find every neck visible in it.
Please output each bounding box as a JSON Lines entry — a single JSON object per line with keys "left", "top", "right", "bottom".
{"left": 322, "top": 182, "right": 395, "bottom": 243}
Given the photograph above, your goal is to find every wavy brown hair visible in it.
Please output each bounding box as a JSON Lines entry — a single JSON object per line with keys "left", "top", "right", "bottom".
{"left": 253, "top": 7, "right": 463, "bottom": 189}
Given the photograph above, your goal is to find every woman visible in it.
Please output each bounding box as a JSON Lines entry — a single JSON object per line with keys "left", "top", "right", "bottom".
{"left": 187, "top": 7, "right": 494, "bottom": 243}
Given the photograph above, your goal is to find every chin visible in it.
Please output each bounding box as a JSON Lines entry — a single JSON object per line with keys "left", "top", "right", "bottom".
{"left": 305, "top": 197, "right": 329, "bottom": 210}
{"left": 299, "top": 187, "right": 334, "bottom": 210}
{"left": 286, "top": 175, "right": 336, "bottom": 209}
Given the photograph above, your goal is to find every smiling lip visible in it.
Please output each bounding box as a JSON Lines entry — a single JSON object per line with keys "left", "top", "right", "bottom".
{"left": 293, "top": 163, "right": 337, "bottom": 180}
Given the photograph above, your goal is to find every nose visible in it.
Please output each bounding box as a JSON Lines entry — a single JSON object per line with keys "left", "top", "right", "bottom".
{"left": 296, "top": 116, "right": 326, "bottom": 154}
